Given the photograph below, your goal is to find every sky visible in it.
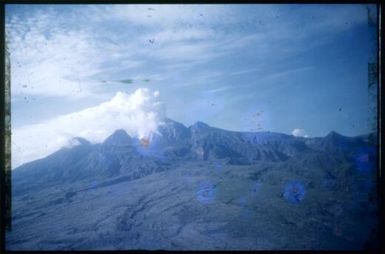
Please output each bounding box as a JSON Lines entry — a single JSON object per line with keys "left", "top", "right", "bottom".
{"left": 6, "top": 4, "right": 378, "bottom": 167}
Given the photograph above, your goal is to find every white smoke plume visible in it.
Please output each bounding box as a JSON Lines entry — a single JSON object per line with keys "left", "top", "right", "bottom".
{"left": 291, "top": 128, "right": 308, "bottom": 138}
{"left": 12, "top": 88, "right": 165, "bottom": 168}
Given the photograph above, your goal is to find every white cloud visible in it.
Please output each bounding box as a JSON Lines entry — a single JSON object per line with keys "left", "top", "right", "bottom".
{"left": 291, "top": 128, "right": 308, "bottom": 138}
{"left": 12, "top": 88, "right": 165, "bottom": 168}
{"left": 7, "top": 13, "right": 102, "bottom": 98}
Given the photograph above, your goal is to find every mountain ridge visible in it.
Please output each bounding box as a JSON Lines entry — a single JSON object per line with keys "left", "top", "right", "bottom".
{"left": 11, "top": 118, "right": 377, "bottom": 195}
{"left": 13, "top": 118, "right": 375, "bottom": 173}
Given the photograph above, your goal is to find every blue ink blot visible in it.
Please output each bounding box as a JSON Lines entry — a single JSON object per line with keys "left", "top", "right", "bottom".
{"left": 183, "top": 171, "right": 194, "bottom": 184}
{"left": 354, "top": 146, "right": 377, "bottom": 174}
{"left": 214, "top": 160, "right": 224, "bottom": 172}
{"left": 88, "top": 181, "right": 98, "bottom": 189}
{"left": 283, "top": 180, "right": 306, "bottom": 204}
{"left": 196, "top": 181, "right": 216, "bottom": 204}
{"left": 237, "top": 196, "right": 247, "bottom": 207}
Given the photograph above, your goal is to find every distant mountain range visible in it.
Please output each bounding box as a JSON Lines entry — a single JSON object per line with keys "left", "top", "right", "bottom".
{"left": 7, "top": 118, "right": 379, "bottom": 250}
{"left": 12, "top": 118, "right": 376, "bottom": 190}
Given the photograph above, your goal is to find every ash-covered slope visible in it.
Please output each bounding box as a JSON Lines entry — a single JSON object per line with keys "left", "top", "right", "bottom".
{"left": 7, "top": 119, "right": 379, "bottom": 250}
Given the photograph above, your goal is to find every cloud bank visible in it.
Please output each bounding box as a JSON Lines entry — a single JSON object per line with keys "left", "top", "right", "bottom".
{"left": 12, "top": 88, "right": 165, "bottom": 168}
{"left": 291, "top": 128, "right": 308, "bottom": 138}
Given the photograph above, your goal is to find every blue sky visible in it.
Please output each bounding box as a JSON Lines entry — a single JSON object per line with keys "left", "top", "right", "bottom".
{"left": 6, "top": 4, "right": 378, "bottom": 166}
